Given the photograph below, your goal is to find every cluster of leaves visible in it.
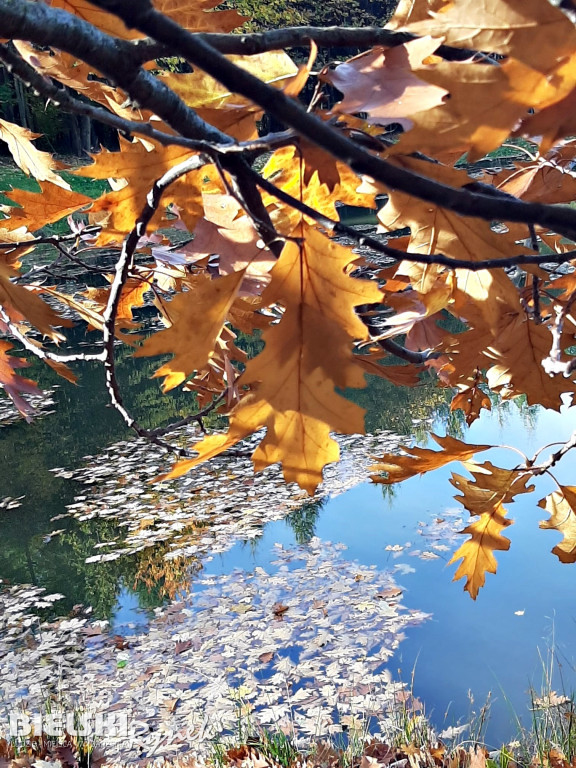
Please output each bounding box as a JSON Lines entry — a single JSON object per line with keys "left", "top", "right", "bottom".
{"left": 4, "top": 0, "right": 576, "bottom": 597}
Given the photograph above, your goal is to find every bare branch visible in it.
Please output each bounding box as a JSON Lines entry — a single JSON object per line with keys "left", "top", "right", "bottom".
{"left": 0, "top": 42, "right": 294, "bottom": 158}
{"left": 0, "top": 305, "right": 104, "bottom": 364}
{"left": 101, "top": 153, "right": 211, "bottom": 454}
{"left": 531, "top": 429, "right": 576, "bottom": 474}
{"left": 372, "top": 337, "right": 439, "bottom": 365}
{"left": 129, "top": 27, "right": 480, "bottom": 63}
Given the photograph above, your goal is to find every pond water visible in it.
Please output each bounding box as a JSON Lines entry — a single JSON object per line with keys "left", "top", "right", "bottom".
{"left": 1, "top": 349, "right": 576, "bottom": 754}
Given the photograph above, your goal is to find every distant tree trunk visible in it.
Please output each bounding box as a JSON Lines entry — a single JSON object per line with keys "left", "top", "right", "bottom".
{"left": 68, "top": 113, "right": 83, "bottom": 156}
{"left": 0, "top": 67, "right": 15, "bottom": 123}
{"left": 79, "top": 114, "right": 91, "bottom": 155}
{"left": 13, "top": 76, "right": 31, "bottom": 129}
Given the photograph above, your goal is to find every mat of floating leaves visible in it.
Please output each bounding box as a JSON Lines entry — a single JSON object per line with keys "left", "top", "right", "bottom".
{"left": 0, "top": 389, "right": 55, "bottom": 427}
{"left": 0, "top": 541, "right": 430, "bottom": 763}
{"left": 49, "top": 427, "right": 406, "bottom": 562}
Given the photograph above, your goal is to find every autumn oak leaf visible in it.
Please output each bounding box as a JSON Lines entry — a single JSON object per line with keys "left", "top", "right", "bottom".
{"left": 158, "top": 227, "right": 382, "bottom": 494}
{"left": 371, "top": 434, "right": 492, "bottom": 484}
{"left": 135, "top": 271, "right": 245, "bottom": 391}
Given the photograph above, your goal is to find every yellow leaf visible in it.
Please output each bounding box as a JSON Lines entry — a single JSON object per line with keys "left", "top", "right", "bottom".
{"left": 0, "top": 282, "right": 69, "bottom": 341}
{"left": 51, "top": 0, "right": 141, "bottom": 39}
{"left": 377, "top": 157, "right": 524, "bottom": 334}
{"left": 0, "top": 119, "right": 70, "bottom": 189}
{"left": 387, "top": 0, "right": 450, "bottom": 28}
{"left": 76, "top": 138, "right": 221, "bottom": 240}
{"left": 451, "top": 461, "right": 535, "bottom": 513}
{"left": 135, "top": 271, "right": 245, "bottom": 391}
{"left": 371, "top": 434, "right": 491, "bottom": 484}
{"left": 484, "top": 312, "right": 570, "bottom": 410}
{"left": 449, "top": 503, "right": 510, "bottom": 600}
{"left": 539, "top": 486, "right": 576, "bottom": 563}
{"left": 391, "top": 58, "right": 570, "bottom": 161}
{"left": 161, "top": 51, "right": 298, "bottom": 110}
{"left": 161, "top": 227, "right": 382, "bottom": 494}
{"left": 154, "top": 0, "right": 247, "bottom": 33}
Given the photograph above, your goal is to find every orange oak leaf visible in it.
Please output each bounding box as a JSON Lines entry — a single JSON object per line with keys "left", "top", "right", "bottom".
{"left": 0, "top": 282, "right": 70, "bottom": 342}
{"left": 325, "top": 38, "right": 447, "bottom": 129}
{"left": 38, "top": 276, "right": 150, "bottom": 343}
{"left": 262, "top": 146, "right": 376, "bottom": 234}
{"left": 3, "top": 184, "right": 92, "bottom": 232}
{"left": 516, "top": 84, "right": 576, "bottom": 153}
{"left": 51, "top": 0, "right": 141, "bottom": 39}
{"left": 378, "top": 158, "right": 524, "bottom": 334}
{"left": 406, "top": 315, "right": 448, "bottom": 352}
{"left": 13, "top": 42, "right": 110, "bottom": 103}
{"left": 355, "top": 349, "right": 424, "bottom": 386}
{"left": 188, "top": 194, "right": 276, "bottom": 293}
{"left": 135, "top": 270, "right": 245, "bottom": 391}
{"left": 490, "top": 159, "right": 576, "bottom": 206}
{"left": 391, "top": 57, "right": 574, "bottom": 161}
{"left": 0, "top": 339, "right": 43, "bottom": 422}
{"left": 405, "top": 0, "right": 576, "bottom": 77}
{"left": 449, "top": 461, "right": 535, "bottom": 598}
{"left": 159, "top": 226, "right": 383, "bottom": 494}
{"left": 76, "top": 138, "right": 221, "bottom": 240}
{"left": 450, "top": 381, "right": 491, "bottom": 426}
{"left": 154, "top": 0, "right": 247, "bottom": 33}
{"left": 452, "top": 462, "right": 535, "bottom": 512}
{"left": 484, "top": 311, "right": 571, "bottom": 410}
{"left": 539, "top": 486, "right": 576, "bottom": 564}
{"left": 44, "top": 0, "right": 247, "bottom": 43}
{"left": 161, "top": 51, "right": 298, "bottom": 111}
{"left": 371, "top": 434, "right": 491, "bottom": 484}
{"left": 182, "top": 325, "right": 246, "bottom": 410}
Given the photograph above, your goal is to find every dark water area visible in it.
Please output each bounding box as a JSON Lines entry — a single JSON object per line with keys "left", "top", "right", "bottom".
{"left": 1, "top": 349, "right": 576, "bottom": 748}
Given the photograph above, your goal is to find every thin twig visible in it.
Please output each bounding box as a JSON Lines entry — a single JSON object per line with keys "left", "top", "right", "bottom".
{"left": 530, "top": 429, "right": 576, "bottom": 474}
{"left": 248, "top": 167, "right": 576, "bottom": 271}
{"left": 0, "top": 305, "right": 104, "bottom": 364}
{"left": 0, "top": 42, "right": 295, "bottom": 158}
{"left": 101, "top": 153, "right": 212, "bottom": 456}
{"left": 129, "top": 26, "right": 482, "bottom": 63}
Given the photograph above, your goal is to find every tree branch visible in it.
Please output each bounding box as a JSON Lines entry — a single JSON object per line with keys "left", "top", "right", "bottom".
{"left": 249, "top": 167, "right": 576, "bottom": 272}
{"left": 101, "top": 154, "right": 210, "bottom": 455}
{"left": 531, "top": 429, "right": 576, "bottom": 474}
{"left": 129, "top": 27, "right": 480, "bottom": 63}
{"left": 0, "top": 305, "right": 104, "bottom": 364}
{"left": 87, "top": 0, "right": 576, "bottom": 242}
{"left": 0, "top": 1, "right": 283, "bottom": 261}
{"left": 0, "top": 42, "right": 294, "bottom": 158}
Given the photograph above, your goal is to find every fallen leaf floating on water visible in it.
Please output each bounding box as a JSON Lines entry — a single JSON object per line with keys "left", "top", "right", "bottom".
{"left": 0, "top": 540, "right": 430, "bottom": 761}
